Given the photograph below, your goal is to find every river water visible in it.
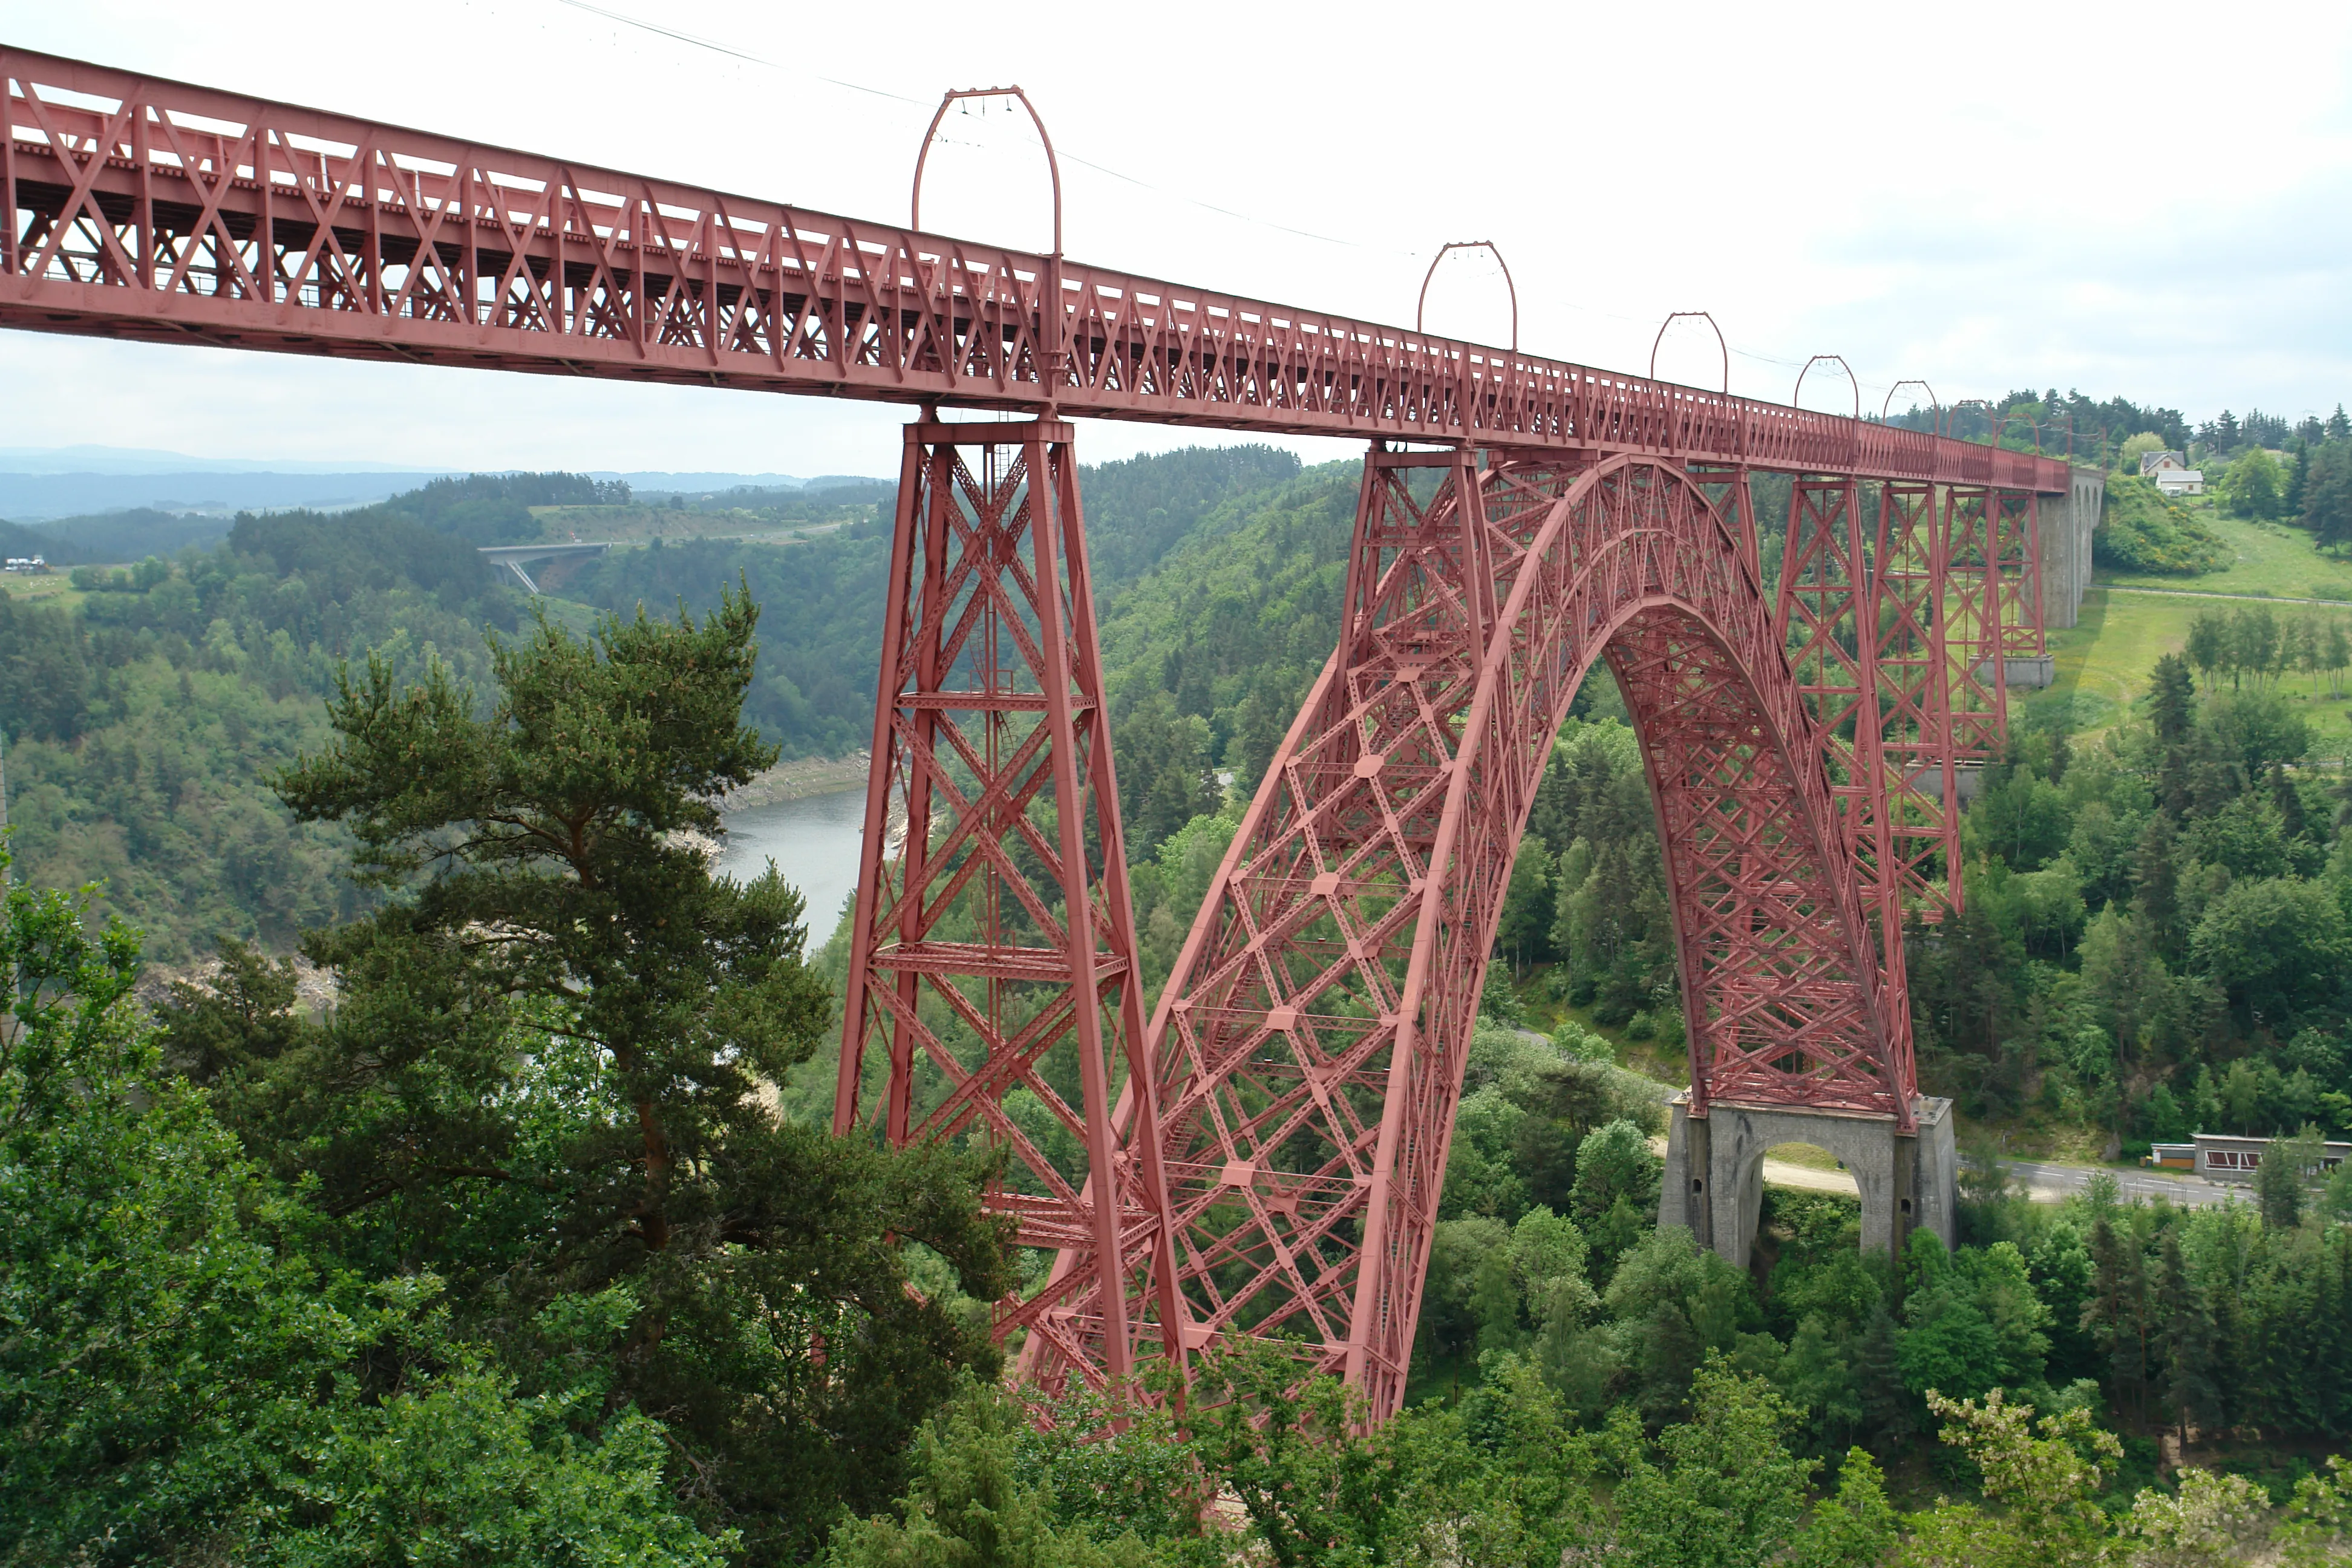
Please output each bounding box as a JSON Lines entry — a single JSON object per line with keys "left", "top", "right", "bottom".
{"left": 714, "top": 788, "right": 868, "bottom": 939}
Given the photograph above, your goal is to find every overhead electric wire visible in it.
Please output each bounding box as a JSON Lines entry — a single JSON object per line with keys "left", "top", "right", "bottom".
{"left": 546, "top": 0, "right": 2007, "bottom": 416}
{"left": 548, "top": 0, "right": 1408, "bottom": 256}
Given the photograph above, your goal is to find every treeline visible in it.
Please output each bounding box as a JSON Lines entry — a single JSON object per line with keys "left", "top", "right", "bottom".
{"left": 1885, "top": 390, "right": 2352, "bottom": 563}
{"left": 1912, "top": 659, "right": 2351, "bottom": 1145}
{"left": 1884, "top": 388, "right": 2192, "bottom": 462}
{"left": 2213, "top": 423, "right": 2352, "bottom": 547}
{"left": 369, "top": 469, "right": 632, "bottom": 542}
{"left": 2185, "top": 603, "right": 2352, "bottom": 694}
{"left": 2198, "top": 405, "right": 2350, "bottom": 454}
{"left": 627, "top": 477, "right": 892, "bottom": 514}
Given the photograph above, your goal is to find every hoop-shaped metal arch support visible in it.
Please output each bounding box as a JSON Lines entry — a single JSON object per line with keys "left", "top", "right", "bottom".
{"left": 1794, "top": 354, "right": 1860, "bottom": 422}
{"left": 2051, "top": 414, "right": 2108, "bottom": 464}
{"left": 912, "top": 85, "right": 1064, "bottom": 257}
{"left": 1945, "top": 397, "right": 1999, "bottom": 443}
{"left": 1416, "top": 242, "right": 1517, "bottom": 353}
{"left": 1954, "top": 398, "right": 2052, "bottom": 455}
{"left": 1649, "top": 311, "right": 1728, "bottom": 394}
{"left": 1882, "top": 378, "right": 1939, "bottom": 429}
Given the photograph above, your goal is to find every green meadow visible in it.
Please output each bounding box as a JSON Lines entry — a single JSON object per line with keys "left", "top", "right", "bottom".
{"left": 2049, "top": 513, "right": 2352, "bottom": 755}
{"left": 2097, "top": 497, "right": 2352, "bottom": 601}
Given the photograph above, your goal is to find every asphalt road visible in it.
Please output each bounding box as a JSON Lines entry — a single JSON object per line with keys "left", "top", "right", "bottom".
{"left": 2001, "top": 1158, "right": 2243, "bottom": 1209}
{"left": 1503, "top": 1031, "right": 2253, "bottom": 1212}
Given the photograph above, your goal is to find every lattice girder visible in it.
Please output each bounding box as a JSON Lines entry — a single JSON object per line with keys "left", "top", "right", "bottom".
{"left": 1112, "top": 451, "right": 1906, "bottom": 1420}
{"left": 833, "top": 420, "right": 1181, "bottom": 1397}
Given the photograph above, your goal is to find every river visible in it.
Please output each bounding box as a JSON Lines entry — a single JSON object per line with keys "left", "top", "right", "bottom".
{"left": 714, "top": 787, "right": 868, "bottom": 939}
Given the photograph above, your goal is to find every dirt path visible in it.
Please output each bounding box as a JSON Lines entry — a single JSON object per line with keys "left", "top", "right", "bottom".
{"left": 2103, "top": 583, "right": 2349, "bottom": 609}
{"left": 1642, "top": 1134, "right": 1861, "bottom": 1197}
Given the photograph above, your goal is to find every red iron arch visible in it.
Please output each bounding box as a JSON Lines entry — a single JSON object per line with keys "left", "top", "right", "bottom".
{"left": 1021, "top": 451, "right": 1907, "bottom": 1414}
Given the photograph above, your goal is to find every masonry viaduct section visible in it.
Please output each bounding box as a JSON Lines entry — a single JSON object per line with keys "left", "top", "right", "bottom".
{"left": 2, "top": 49, "right": 2103, "bottom": 1416}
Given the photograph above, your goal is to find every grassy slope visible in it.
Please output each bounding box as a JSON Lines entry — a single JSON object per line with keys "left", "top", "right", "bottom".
{"left": 2058, "top": 515, "right": 2352, "bottom": 754}
{"left": 2099, "top": 497, "right": 2352, "bottom": 600}
{"left": 527, "top": 501, "right": 875, "bottom": 546}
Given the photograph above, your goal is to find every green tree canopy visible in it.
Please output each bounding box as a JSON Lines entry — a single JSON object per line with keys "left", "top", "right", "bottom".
{"left": 0, "top": 864, "right": 727, "bottom": 1566}
{"left": 173, "top": 591, "right": 1013, "bottom": 1558}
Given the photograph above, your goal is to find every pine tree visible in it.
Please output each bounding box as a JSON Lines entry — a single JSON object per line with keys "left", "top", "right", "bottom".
{"left": 2087, "top": 1210, "right": 2154, "bottom": 1428}
{"left": 2149, "top": 653, "right": 2194, "bottom": 743}
{"left": 246, "top": 594, "right": 1014, "bottom": 1557}
{"left": 1852, "top": 1302, "right": 1914, "bottom": 1453}
{"left": 2134, "top": 814, "right": 2183, "bottom": 958}
{"left": 2157, "top": 1227, "right": 2221, "bottom": 1438}
{"left": 2258, "top": 1132, "right": 2314, "bottom": 1228}
{"left": 2330, "top": 404, "right": 2351, "bottom": 441}
{"left": 2307, "top": 441, "right": 2352, "bottom": 548}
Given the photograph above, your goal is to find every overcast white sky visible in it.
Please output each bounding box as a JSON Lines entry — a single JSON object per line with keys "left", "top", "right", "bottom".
{"left": 4, "top": 0, "right": 2350, "bottom": 476}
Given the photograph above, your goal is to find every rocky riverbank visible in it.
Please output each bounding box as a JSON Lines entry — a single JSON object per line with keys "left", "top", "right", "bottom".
{"left": 723, "top": 753, "right": 869, "bottom": 810}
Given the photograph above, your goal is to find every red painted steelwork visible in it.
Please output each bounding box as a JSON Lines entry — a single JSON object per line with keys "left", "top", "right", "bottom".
{"left": 1944, "top": 487, "right": 2009, "bottom": 764}
{"left": 1069, "top": 452, "right": 1907, "bottom": 1418}
{"left": 832, "top": 421, "right": 1180, "bottom": 1396}
{"left": 1, "top": 47, "right": 2073, "bottom": 491}
{"left": 0, "top": 45, "right": 2071, "bottom": 1420}
{"left": 1872, "top": 481, "right": 1965, "bottom": 912}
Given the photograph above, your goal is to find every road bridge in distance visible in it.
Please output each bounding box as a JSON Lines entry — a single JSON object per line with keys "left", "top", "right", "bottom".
{"left": 476, "top": 540, "right": 611, "bottom": 594}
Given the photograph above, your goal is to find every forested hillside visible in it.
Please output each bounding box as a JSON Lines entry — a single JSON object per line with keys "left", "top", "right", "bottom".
{"left": 8, "top": 419, "right": 2352, "bottom": 1565}
{"left": 1, "top": 505, "right": 523, "bottom": 958}
{"left": 560, "top": 443, "right": 1304, "bottom": 766}
{"left": 8, "top": 575, "right": 2345, "bottom": 1567}
{"left": 0, "top": 447, "right": 1301, "bottom": 961}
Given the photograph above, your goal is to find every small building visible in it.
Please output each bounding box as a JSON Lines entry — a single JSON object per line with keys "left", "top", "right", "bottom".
{"left": 2, "top": 555, "right": 47, "bottom": 573}
{"left": 2139, "top": 450, "right": 2204, "bottom": 496}
{"left": 2190, "top": 1131, "right": 2351, "bottom": 1183}
{"left": 2146, "top": 1142, "right": 2197, "bottom": 1169}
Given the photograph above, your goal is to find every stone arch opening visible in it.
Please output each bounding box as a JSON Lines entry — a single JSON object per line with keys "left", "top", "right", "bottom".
{"left": 1659, "top": 1099, "right": 1952, "bottom": 1268}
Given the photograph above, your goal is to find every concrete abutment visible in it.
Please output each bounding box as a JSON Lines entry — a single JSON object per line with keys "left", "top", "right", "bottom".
{"left": 1659, "top": 1095, "right": 1955, "bottom": 1265}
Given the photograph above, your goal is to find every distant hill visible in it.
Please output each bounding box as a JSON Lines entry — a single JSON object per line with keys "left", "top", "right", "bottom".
{"left": 0, "top": 471, "right": 461, "bottom": 521}
{"left": 28, "top": 509, "right": 235, "bottom": 563}
{"left": 0, "top": 517, "right": 73, "bottom": 563}
{"left": 0, "top": 452, "right": 1292, "bottom": 959}
{"left": 0, "top": 444, "right": 438, "bottom": 475}
{"left": 0, "top": 462, "right": 889, "bottom": 522}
